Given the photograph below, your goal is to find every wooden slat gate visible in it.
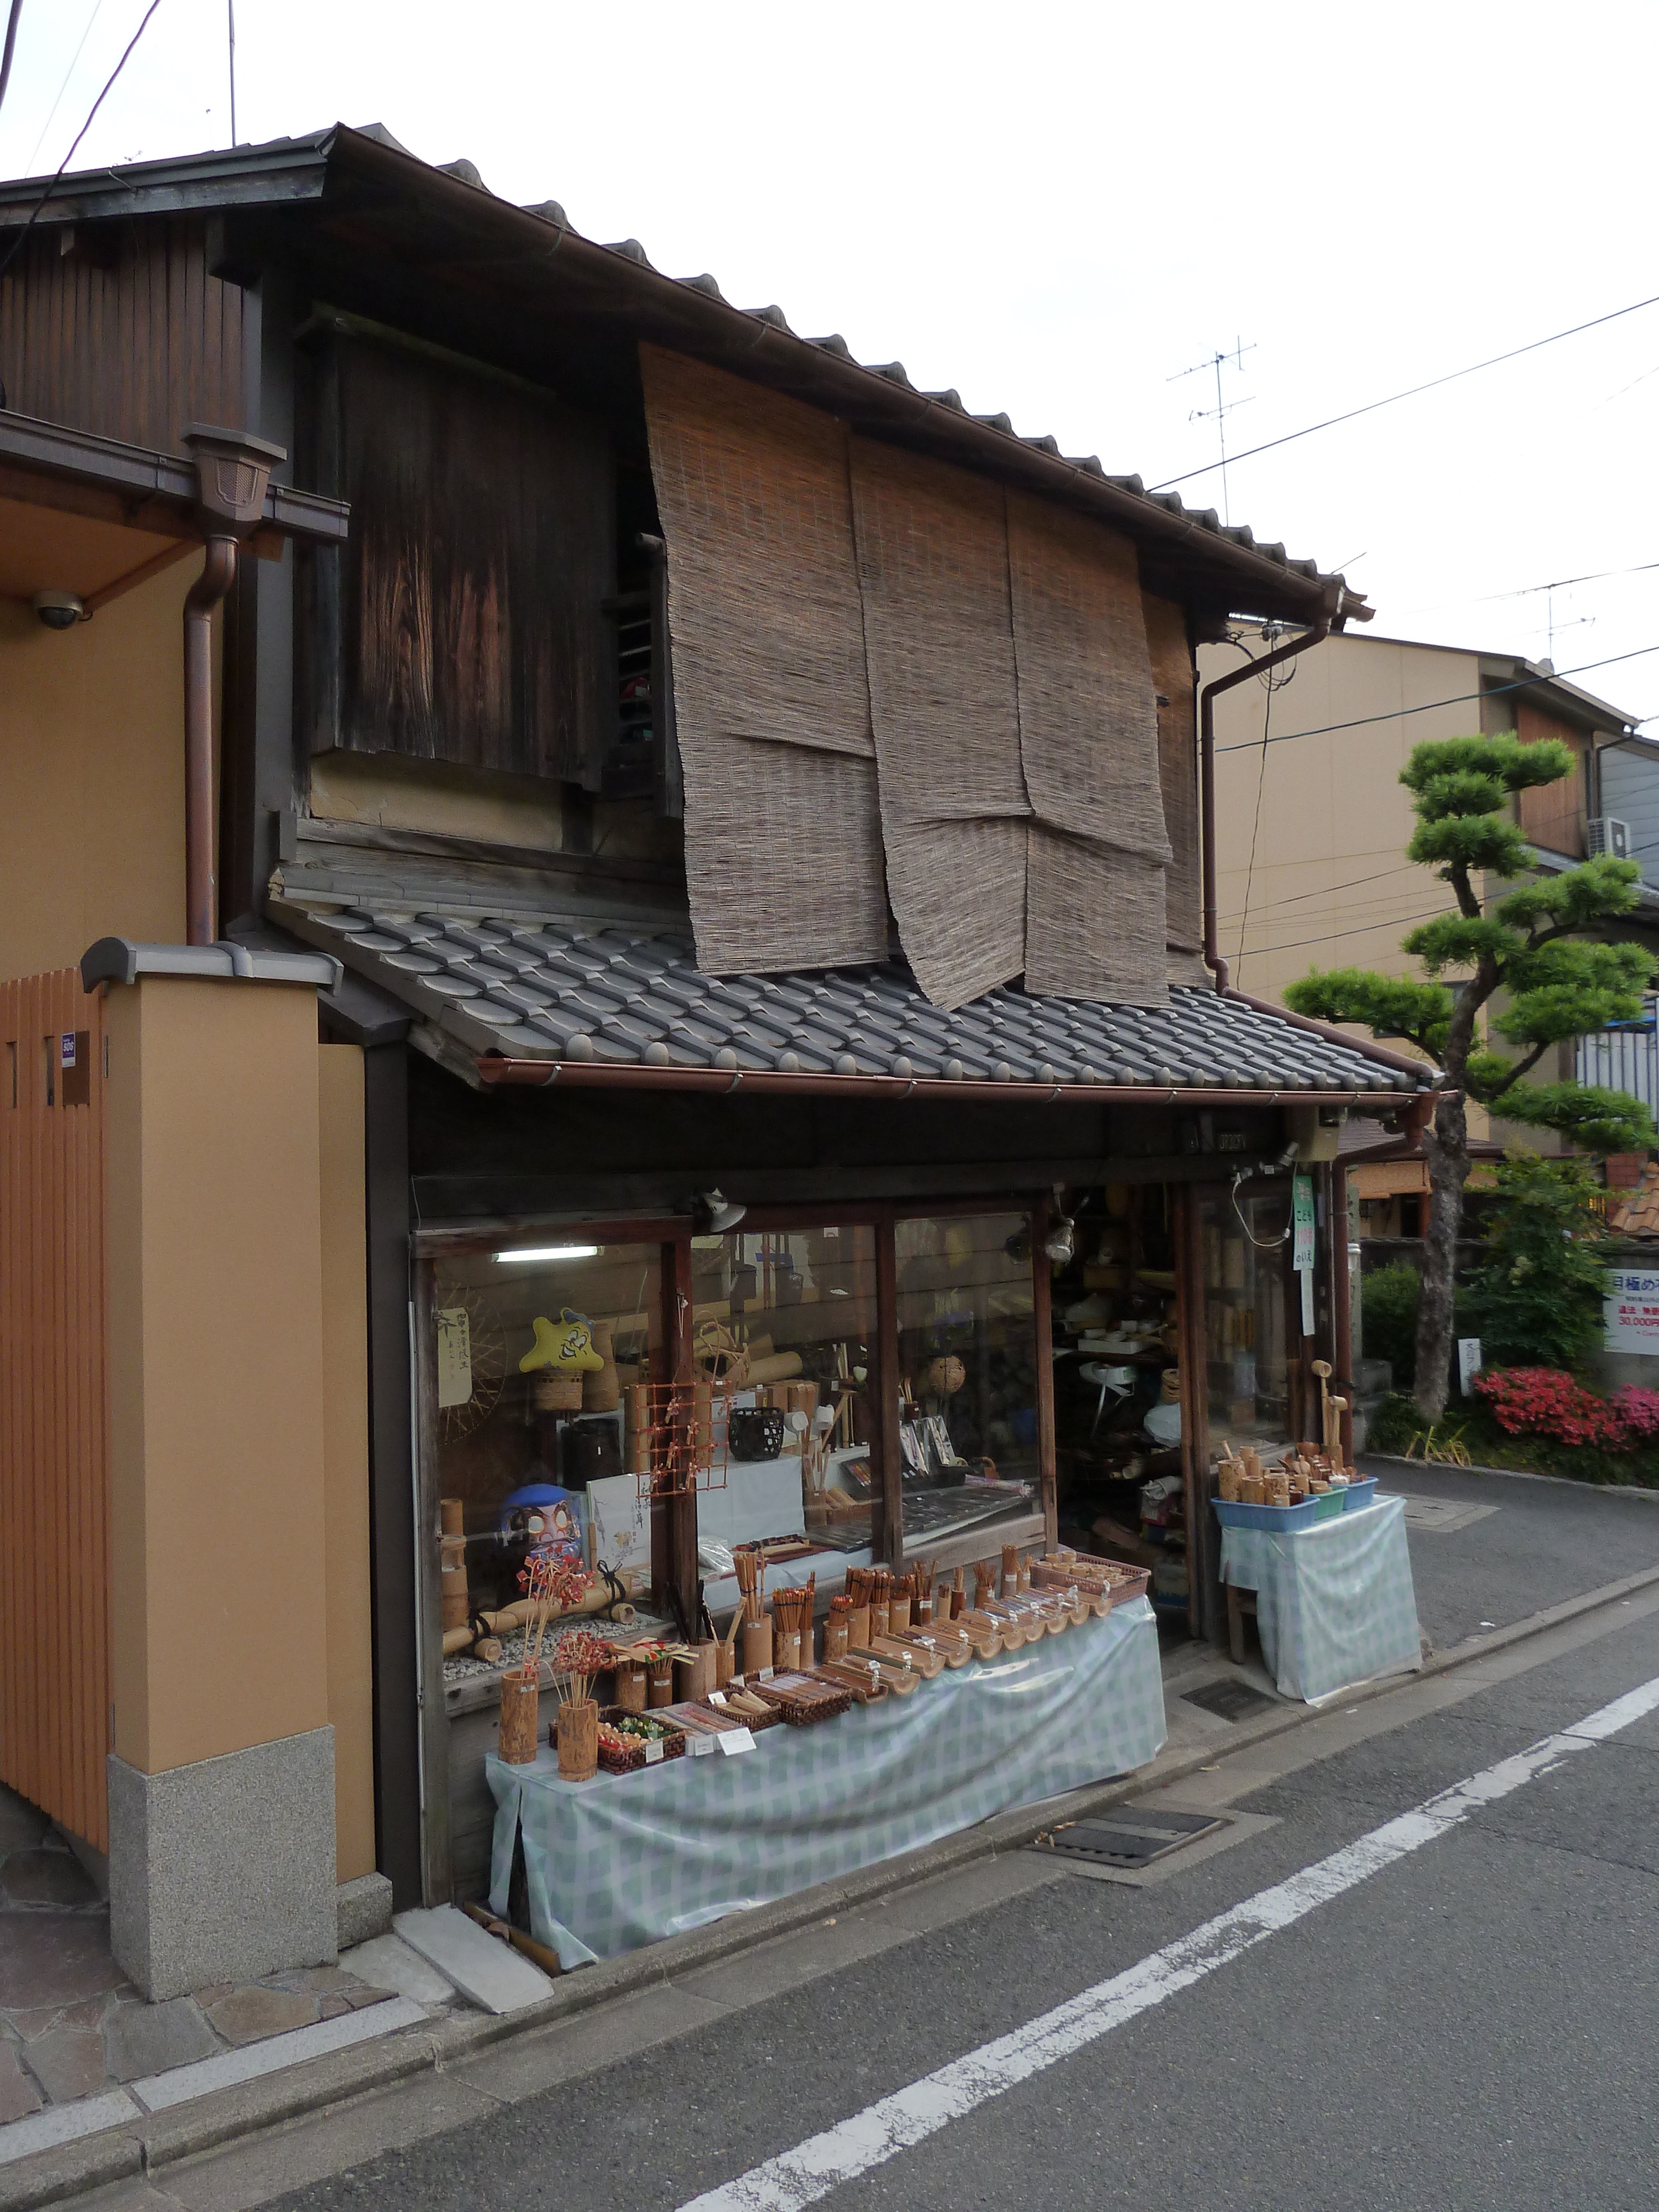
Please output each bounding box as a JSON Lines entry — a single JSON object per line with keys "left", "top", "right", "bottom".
{"left": 0, "top": 972, "right": 109, "bottom": 1851}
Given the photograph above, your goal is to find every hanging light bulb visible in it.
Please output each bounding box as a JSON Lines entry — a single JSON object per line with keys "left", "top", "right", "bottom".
{"left": 1042, "top": 1185, "right": 1077, "bottom": 1265}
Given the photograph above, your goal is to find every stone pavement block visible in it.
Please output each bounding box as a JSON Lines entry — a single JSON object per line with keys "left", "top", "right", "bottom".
{"left": 203, "top": 1989, "right": 317, "bottom": 2046}
{"left": 393, "top": 1906, "right": 552, "bottom": 2015}
{"left": 0, "top": 2043, "right": 43, "bottom": 2124}
{"left": 104, "top": 1998, "right": 218, "bottom": 2083}
{"left": 2, "top": 1850, "right": 98, "bottom": 1909}
{"left": 5, "top": 2008, "right": 64, "bottom": 2040}
{"left": 337, "top": 1934, "right": 453, "bottom": 2007}
{"left": 21, "top": 2026, "right": 109, "bottom": 2105}
{"left": 0, "top": 1915, "right": 126, "bottom": 2009}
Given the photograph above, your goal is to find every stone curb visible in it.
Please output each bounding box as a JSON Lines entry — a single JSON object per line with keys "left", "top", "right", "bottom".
{"left": 10, "top": 1556, "right": 1659, "bottom": 2210}
{"left": 1361, "top": 1451, "right": 1659, "bottom": 1496}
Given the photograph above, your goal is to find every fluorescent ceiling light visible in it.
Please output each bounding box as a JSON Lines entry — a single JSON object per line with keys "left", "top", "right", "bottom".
{"left": 494, "top": 1244, "right": 601, "bottom": 1264}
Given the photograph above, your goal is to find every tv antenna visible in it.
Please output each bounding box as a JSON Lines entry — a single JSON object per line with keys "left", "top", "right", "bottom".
{"left": 1168, "top": 338, "right": 1256, "bottom": 524}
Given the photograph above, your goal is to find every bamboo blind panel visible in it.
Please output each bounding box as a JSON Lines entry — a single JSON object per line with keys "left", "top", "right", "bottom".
{"left": 0, "top": 972, "right": 109, "bottom": 1853}
{"left": 640, "top": 346, "right": 889, "bottom": 971}
{"left": 1144, "top": 589, "right": 1208, "bottom": 984}
{"left": 1025, "top": 833, "right": 1168, "bottom": 1003}
{"left": 849, "top": 439, "right": 1030, "bottom": 1008}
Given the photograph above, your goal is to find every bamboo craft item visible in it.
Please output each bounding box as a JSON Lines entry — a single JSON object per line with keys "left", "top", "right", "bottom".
{"left": 808, "top": 1661, "right": 888, "bottom": 1703}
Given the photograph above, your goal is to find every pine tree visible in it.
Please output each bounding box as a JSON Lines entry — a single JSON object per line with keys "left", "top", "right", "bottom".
{"left": 1286, "top": 732, "right": 1657, "bottom": 1418}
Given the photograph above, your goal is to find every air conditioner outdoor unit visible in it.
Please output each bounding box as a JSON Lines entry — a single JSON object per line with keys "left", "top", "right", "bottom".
{"left": 1588, "top": 816, "right": 1631, "bottom": 860}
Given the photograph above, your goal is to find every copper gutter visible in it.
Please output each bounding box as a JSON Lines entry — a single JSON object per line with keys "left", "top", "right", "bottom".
{"left": 1198, "top": 614, "right": 1441, "bottom": 1088}
{"left": 474, "top": 1056, "right": 1410, "bottom": 1109}
{"left": 179, "top": 426, "right": 283, "bottom": 946}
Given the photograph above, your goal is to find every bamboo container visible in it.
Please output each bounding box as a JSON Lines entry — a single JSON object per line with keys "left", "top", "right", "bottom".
{"left": 848, "top": 1604, "right": 870, "bottom": 1651}
{"left": 557, "top": 1697, "right": 598, "bottom": 1781}
{"left": 533, "top": 1371, "right": 584, "bottom": 1413}
{"left": 440, "top": 1498, "right": 465, "bottom": 1537}
{"left": 776, "top": 1630, "right": 802, "bottom": 1671}
{"left": 914, "top": 1589, "right": 933, "bottom": 1627}
{"left": 869, "top": 1599, "right": 890, "bottom": 1640}
{"left": 824, "top": 1614, "right": 849, "bottom": 1661}
{"left": 714, "top": 1629, "right": 736, "bottom": 1689}
{"left": 889, "top": 1594, "right": 911, "bottom": 1634}
{"left": 498, "top": 1675, "right": 540, "bottom": 1765}
{"left": 743, "top": 1616, "right": 774, "bottom": 1677}
{"left": 614, "top": 1660, "right": 647, "bottom": 1713}
{"left": 648, "top": 1655, "right": 675, "bottom": 1707}
{"left": 675, "top": 1647, "right": 713, "bottom": 1702}
{"left": 1001, "top": 1545, "right": 1019, "bottom": 1599}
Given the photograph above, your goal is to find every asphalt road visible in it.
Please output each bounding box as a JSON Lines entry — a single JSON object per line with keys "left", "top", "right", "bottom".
{"left": 93, "top": 1587, "right": 1659, "bottom": 2212}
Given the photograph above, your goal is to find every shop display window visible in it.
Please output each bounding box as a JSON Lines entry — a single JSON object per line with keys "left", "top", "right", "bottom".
{"left": 893, "top": 1212, "right": 1039, "bottom": 1543}
{"left": 429, "top": 1241, "right": 664, "bottom": 1618}
{"left": 692, "top": 1224, "right": 879, "bottom": 1563}
{"left": 1200, "top": 1186, "right": 1292, "bottom": 1450}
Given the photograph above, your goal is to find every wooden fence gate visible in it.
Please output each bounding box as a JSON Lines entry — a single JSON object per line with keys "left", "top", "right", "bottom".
{"left": 0, "top": 970, "right": 109, "bottom": 1851}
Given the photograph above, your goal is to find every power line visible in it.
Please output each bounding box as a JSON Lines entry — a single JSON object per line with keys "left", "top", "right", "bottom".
{"left": 1215, "top": 861, "right": 1421, "bottom": 924}
{"left": 1213, "top": 640, "right": 1659, "bottom": 757}
{"left": 22, "top": 0, "right": 106, "bottom": 173}
{"left": 1391, "top": 555, "right": 1659, "bottom": 621}
{"left": 0, "top": 0, "right": 160, "bottom": 290}
{"left": 1235, "top": 669, "right": 1275, "bottom": 981}
{"left": 1237, "top": 904, "right": 1452, "bottom": 961}
{"left": 1149, "top": 290, "right": 1659, "bottom": 494}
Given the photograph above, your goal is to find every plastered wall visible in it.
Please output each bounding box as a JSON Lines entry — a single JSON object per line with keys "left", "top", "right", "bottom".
{"left": 0, "top": 562, "right": 194, "bottom": 982}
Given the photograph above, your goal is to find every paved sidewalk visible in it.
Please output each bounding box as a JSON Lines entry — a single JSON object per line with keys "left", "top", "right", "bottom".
{"left": 1360, "top": 1457, "right": 1659, "bottom": 1651}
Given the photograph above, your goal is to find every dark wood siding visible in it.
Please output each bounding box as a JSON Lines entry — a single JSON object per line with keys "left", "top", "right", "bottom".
{"left": 304, "top": 333, "right": 613, "bottom": 783}
{"left": 0, "top": 218, "right": 247, "bottom": 453}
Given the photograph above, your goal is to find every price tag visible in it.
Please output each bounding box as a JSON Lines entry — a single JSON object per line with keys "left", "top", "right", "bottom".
{"left": 687, "top": 1733, "right": 714, "bottom": 1756}
{"left": 708, "top": 1691, "right": 728, "bottom": 1707}
{"left": 718, "top": 1727, "right": 756, "bottom": 1755}
{"left": 644, "top": 1739, "right": 663, "bottom": 1764}
{"left": 759, "top": 1667, "right": 775, "bottom": 1681}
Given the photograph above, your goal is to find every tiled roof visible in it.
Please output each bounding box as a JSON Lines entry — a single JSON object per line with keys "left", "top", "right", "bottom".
{"left": 0, "top": 126, "right": 1366, "bottom": 625}
{"left": 275, "top": 897, "right": 1425, "bottom": 1096}
{"left": 1607, "top": 1167, "right": 1659, "bottom": 1238}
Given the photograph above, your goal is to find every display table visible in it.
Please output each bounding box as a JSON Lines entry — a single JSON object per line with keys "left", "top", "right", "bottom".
{"left": 487, "top": 1598, "right": 1166, "bottom": 1965}
{"left": 1219, "top": 1493, "right": 1422, "bottom": 1703}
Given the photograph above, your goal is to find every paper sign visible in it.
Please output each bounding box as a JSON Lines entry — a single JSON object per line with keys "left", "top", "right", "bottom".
{"left": 687, "top": 1733, "right": 714, "bottom": 1755}
{"left": 435, "top": 1308, "right": 473, "bottom": 1409}
{"left": 1606, "top": 1269, "right": 1659, "bottom": 1355}
{"left": 718, "top": 1727, "right": 756, "bottom": 1755}
{"left": 59, "top": 1033, "right": 76, "bottom": 1068}
{"left": 1292, "top": 1173, "right": 1316, "bottom": 1272}
{"left": 644, "top": 1739, "right": 663, "bottom": 1764}
{"left": 1457, "top": 1338, "right": 1483, "bottom": 1395}
{"left": 708, "top": 1691, "right": 727, "bottom": 1706}
{"left": 759, "top": 1667, "right": 774, "bottom": 1681}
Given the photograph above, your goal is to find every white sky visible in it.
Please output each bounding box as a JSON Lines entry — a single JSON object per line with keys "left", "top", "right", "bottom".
{"left": 3, "top": 0, "right": 1656, "bottom": 731}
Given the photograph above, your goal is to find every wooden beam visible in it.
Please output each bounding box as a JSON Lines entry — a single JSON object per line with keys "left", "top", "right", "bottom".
{"left": 873, "top": 1211, "right": 903, "bottom": 1571}
{"left": 1030, "top": 1192, "right": 1058, "bottom": 1550}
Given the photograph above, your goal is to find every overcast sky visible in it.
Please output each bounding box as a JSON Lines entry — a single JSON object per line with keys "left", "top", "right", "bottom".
{"left": 3, "top": 0, "right": 1656, "bottom": 730}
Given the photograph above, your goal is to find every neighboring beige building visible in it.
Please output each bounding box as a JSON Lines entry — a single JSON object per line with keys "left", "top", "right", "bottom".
{"left": 1204, "top": 625, "right": 1658, "bottom": 1223}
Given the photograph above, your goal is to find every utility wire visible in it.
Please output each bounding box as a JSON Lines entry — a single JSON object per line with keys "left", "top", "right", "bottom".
{"left": 1213, "top": 640, "right": 1659, "bottom": 757}
{"left": 0, "top": 0, "right": 25, "bottom": 119}
{"left": 1215, "top": 861, "right": 1421, "bottom": 922}
{"left": 1150, "top": 290, "right": 1659, "bottom": 493}
{"left": 1239, "top": 904, "right": 1453, "bottom": 962}
{"left": 1391, "top": 556, "right": 1659, "bottom": 620}
{"left": 1235, "top": 669, "right": 1275, "bottom": 982}
{"left": 22, "top": 0, "right": 105, "bottom": 173}
{"left": 0, "top": 0, "right": 161, "bottom": 289}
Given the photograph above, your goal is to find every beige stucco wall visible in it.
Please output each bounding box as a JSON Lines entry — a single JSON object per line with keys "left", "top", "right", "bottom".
{"left": 1206, "top": 627, "right": 1485, "bottom": 1008}
{"left": 0, "top": 561, "right": 195, "bottom": 982}
{"left": 106, "top": 975, "right": 331, "bottom": 1777}
{"left": 318, "top": 1043, "right": 376, "bottom": 1882}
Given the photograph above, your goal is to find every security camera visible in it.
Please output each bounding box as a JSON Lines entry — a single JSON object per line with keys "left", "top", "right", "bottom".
{"left": 33, "top": 589, "right": 85, "bottom": 631}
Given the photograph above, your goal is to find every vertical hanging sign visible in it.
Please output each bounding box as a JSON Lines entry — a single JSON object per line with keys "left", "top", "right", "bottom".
{"left": 1291, "top": 1172, "right": 1316, "bottom": 1336}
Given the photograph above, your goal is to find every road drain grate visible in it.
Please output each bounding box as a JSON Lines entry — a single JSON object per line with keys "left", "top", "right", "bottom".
{"left": 1182, "top": 1678, "right": 1277, "bottom": 1723}
{"left": 1042, "top": 1808, "right": 1227, "bottom": 1868}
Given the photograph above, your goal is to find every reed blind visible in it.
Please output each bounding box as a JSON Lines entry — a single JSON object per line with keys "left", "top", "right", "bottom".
{"left": 639, "top": 346, "right": 889, "bottom": 974}
{"left": 848, "top": 440, "right": 1031, "bottom": 1010}
{"left": 1143, "top": 589, "right": 1209, "bottom": 984}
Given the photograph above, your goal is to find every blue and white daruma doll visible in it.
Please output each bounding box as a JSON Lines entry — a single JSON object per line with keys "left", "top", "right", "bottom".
{"left": 498, "top": 1482, "right": 585, "bottom": 1569}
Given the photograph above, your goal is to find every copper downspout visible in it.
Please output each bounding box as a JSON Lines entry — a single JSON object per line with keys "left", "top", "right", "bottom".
{"left": 1199, "top": 615, "right": 1441, "bottom": 1088}
{"left": 182, "top": 539, "right": 238, "bottom": 946}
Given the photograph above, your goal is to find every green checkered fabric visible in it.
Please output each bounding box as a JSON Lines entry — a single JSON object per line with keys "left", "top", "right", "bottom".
{"left": 487, "top": 1599, "right": 1166, "bottom": 1964}
{"left": 1220, "top": 1493, "right": 1422, "bottom": 1703}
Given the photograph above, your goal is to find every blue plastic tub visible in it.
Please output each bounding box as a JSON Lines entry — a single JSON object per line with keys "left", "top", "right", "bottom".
{"left": 1340, "top": 1475, "right": 1379, "bottom": 1513}
{"left": 1213, "top": 1495, "right": 1322, "bottom": 1532}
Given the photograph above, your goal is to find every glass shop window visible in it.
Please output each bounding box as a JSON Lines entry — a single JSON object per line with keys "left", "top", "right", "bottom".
{"left": 893, "top": 1212, "right": 1039, "bottom": 1545}
{"left": 1200, "top": 1186, "right": 1292, "bottom": 1452}
{"left": 430, "top": 1241, "right": 664, "bottom": 1634}
{"left": 691, "top": 1225, "right": 879, "bottom": 1574}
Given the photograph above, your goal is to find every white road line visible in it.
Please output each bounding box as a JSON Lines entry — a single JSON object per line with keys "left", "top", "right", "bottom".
{"left": 679, "top": 1670, "right": 1659, "bottom": 2212}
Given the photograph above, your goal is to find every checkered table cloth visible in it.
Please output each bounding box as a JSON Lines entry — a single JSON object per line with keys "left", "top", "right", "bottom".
{"left": 1220, "top": 1494, "right": 1422, "bottom": 1703}
{"left": 487, "top": 1598, "right": 1166, "bottom": 1965}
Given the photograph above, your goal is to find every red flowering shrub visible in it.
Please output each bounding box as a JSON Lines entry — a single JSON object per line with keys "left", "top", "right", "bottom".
{"left": 1474, "top": 1366, "right": 1658, "bottom": 1452}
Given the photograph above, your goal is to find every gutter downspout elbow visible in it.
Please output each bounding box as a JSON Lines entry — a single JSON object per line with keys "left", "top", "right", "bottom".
{"left": 183, "top": 539, "right": 238, "bottom": 948}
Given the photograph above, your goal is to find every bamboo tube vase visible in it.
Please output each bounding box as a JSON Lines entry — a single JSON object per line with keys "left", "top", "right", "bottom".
{"left": 557, "top": 1697, "right": 598, "bottom": 1781}
{"left": 498, "top": 1674, "right": 540, "bottom": 1765}
{"left": 614, "top": 1661, "right": 647, "bottom": 1713}
{"left": 743, "top": 1618, "right": 774, "bottom": 1677}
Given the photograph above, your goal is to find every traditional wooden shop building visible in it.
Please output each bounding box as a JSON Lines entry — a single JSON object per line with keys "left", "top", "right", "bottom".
{"left": 0, "top": 124, "right": 1432, "bottom": 1986}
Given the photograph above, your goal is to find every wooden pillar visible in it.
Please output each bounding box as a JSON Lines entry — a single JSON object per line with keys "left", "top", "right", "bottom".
{"left": 1332, "top": 1163, "right": 1356, "bottom": 1464}
{"left": 873, "top": 1211, "right": 903, "bottom": 1569}
{"left": 653, "top": 1236, "right": 698, "bottom": 1632}
{"left": 1173, "top": 1186, "right": 1214, "bottom": 1641}
{"left": 1030, "top": 1192, "right": 1058, "bottom": 1548}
